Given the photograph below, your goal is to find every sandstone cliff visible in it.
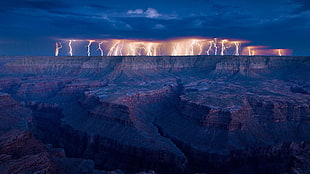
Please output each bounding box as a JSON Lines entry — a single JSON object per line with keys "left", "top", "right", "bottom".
{"left": 0, "top": 56, "right": 309, "bottom": 174}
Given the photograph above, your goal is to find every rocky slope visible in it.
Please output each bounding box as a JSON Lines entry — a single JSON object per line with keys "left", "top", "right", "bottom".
{"left": 0, "top": 55, "right": 309, "bottom": 174}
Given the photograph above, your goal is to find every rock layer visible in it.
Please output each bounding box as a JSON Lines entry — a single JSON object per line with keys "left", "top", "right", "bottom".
{"left": 0, "top": 56, "right": 309, "bottom": 174}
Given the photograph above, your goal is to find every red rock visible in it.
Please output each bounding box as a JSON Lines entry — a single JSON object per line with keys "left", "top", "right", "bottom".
{"left": 0, "top": 56, "right": 309, "bottom": 173}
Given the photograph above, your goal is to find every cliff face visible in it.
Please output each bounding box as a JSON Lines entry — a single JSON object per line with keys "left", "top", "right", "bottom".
{"left": 0, "top": 56, "right": 309, "bottom": 174}
{"left": 0, "top": 92, "right": 57, "bottom": 174}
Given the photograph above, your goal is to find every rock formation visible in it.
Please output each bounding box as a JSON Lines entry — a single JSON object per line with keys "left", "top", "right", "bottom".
{"left": 0, "top": 55, "right": 309, "bottom": 174}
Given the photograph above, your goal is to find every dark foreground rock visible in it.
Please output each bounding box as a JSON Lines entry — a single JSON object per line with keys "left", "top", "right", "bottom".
{"left": 0, "top": 55, "right": 309, "bottom": 174}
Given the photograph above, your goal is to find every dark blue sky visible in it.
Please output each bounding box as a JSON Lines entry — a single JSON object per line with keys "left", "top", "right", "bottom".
{"left": 0, "top": 0, "right": 309, "bottom": 56}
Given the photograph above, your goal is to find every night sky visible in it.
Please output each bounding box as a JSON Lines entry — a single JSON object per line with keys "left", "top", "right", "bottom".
{"left": 0, "top": 0, "right": 309, "bottom": 56}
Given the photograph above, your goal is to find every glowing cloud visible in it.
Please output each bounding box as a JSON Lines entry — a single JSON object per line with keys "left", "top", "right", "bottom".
{"left": 127, "top": 8, "right": 161, "bottom": 18}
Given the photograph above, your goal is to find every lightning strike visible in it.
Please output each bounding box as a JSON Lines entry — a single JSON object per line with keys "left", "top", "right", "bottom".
{"left": 107, "top": 40, "right": 120, "bottom": 56}
{"left": 108, "top": 40, "right": 125, "bottom": 56}
{"left": 214, "top": 38, "right": 218, "bottom": 55}
{"left": 146, "top": 42, "right": 160, "bottom": 56}
{"left": 278, "top": 49, "right": 282, "bottom": 56}
{"left": 119, "top": 41, "right": 125, "bottom": 56}
{"left": 134, "top": 42, "right": 147, "bottom": 56}
{"left": 68, "top": 40, "right": 73, "bottom": 56}
{"left": 190, "top": 40, "right": 204, "bottom": 55}
{"left": 57, "top": 37, "right": 291, "bottom": 56}
{"left": 190, "top": 40, "right": 196, "bottom": 55}
{"left": 221, "top": 40, "right": 228, "bottom": 56}
{"left": 171, "top": 43, "right": 181, "bottom": 56}
{"left": 170, "top": 39, "right": 206, "bottom": 56}
{"left": 234, "top": 41, "right": 240, "bottom": 56}
{"left": 55, "top": 42, "right": 62, "bottom": 56}
{"left": 247, "top": 47, "right": 254, "bottom": 56}
{"left": 98, "top": 42, "right": 104, "bottom": 56}
{"left": 206, "top": 41, "right": 213, "bottom": 55}
{"left": 196, "top": 41, "right": 204, "bottom": 55}
{"left": 87, "top": 40, "right": 95, "bottom": 56}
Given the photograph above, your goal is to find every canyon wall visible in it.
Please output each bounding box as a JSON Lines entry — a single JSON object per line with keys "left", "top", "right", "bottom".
{"left": 0, "top": 56, "right": 309, "bottom": 174}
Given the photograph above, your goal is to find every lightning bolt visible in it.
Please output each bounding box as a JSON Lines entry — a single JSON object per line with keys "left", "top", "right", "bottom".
{"left": 206, "top": 41, "right": 213, "bottom": 55}
{"left": 221, "top": 40, "right": 228, "bottom": 56}
{"left": 108, "top": 40, "right": 124, "bottom": 56}
{"left": 87, "top": 40, "right": 95, "bottom": 56}
{"left": 98, "top": 42, "right": 104, "bottom": 56}
{"left": 58, "top": 38, "right": 290, "bottom": 56}
{"left": 190, "top": 40, "right": 203, "bottom": 55}
{"left": 108, "top": 40, "right": 119, "bottom": 56}
{"left": 197, "top": 40, "right": 204, "bottom": 55}
{"left": 171, "top": 43, "right": 180, "bottom": 56}
{"left": 190, "top": 40, "right": 196, "bottom": 55}
{"left": 213, "top": 38, "right": 218, "bottom": 55}
{"left": 68, "top": 40, "right": 73, "bottom": 56}
{"left": 137, "top": 43, "right": 146, "bottom": 56}
{"left": 116, "top": 40, "right": 123, "bottom": 56}
{"left": 248, "top": 47, "right": 255, "bottom": 56}
{"left": 148, "top": 43, "right": 156, "bottom": 56}
{"left": 278, "top": 49, "right": 282, "bottom": 56}
{"left": 130, "top": 42, "right": 147, "bottom": 56}
{"left": 129, "top": 42, "right": 135, "bottom": 56}
{"left": 119, "top": 40, "right": 124, "bottom": 56}
{"left": 146, "top": 43, "right": 159, "bottom": 56}
{"left": 234, "top": 41, "right": 240, "bottom": 56}
{"left": 55, "top": 42, "right": 62, "bottom": 56}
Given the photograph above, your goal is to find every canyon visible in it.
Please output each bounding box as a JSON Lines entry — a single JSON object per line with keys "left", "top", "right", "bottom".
{"left": 0, "top": 56, "right": 309, "bottom": 174}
